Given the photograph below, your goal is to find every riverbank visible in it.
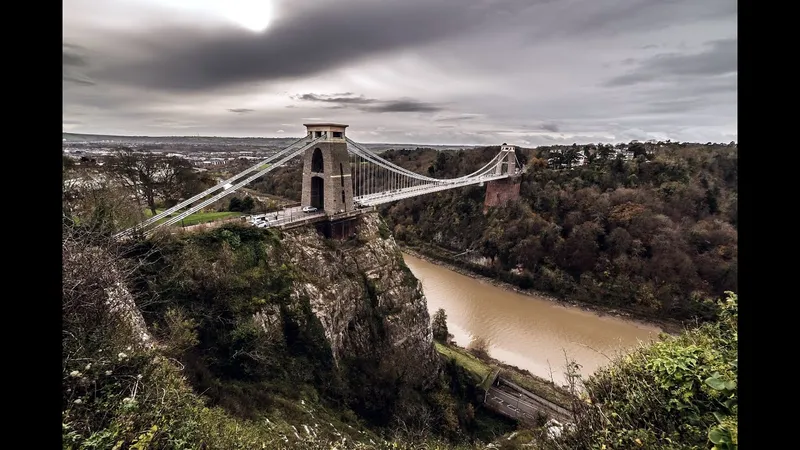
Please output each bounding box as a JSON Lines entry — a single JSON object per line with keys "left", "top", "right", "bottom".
{"left": 434, "top": 342, "right": 575, "bottom": 410}
{"left": 401, "top": 245, "right": 684, "bottom": 335}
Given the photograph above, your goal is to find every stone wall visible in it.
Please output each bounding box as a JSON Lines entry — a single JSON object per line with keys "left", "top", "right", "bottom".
{"left": 483, "top": 177, "right": 521, "bottom": 212}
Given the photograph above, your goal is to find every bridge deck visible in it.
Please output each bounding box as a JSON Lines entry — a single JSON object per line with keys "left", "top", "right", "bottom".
{"left": 355, "top": 171, "right": 522, "bottom": 207}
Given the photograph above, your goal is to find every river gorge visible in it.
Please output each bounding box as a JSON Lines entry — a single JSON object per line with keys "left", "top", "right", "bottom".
{"left": 402, "top": 253, "right": 663, "bottom": 383}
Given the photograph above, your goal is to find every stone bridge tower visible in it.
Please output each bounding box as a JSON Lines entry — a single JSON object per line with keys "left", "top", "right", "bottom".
{"left": 484, "top": 143, "right": 522, "bottom": 212}
{"left": 301, "top": 123, "right": 354, "bottom": 215}
{"left": 494, "top": 143, "right": 518, "bottom": 175}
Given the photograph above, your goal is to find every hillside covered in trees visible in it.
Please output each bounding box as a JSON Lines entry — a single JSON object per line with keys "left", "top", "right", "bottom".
{"left": 378, "top": 141, "right": 737, "bottom": 322}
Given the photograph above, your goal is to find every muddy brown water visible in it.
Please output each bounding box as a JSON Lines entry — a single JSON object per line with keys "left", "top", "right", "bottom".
{"left": 403, "top": 253, "right": 662, "bottom": 383}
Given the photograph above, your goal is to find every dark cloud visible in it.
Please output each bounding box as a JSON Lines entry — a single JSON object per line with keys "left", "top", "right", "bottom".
{"left": 63, "top": 42, "right": 95, "bottom": 85}
{"left": 78, "top": 0, "right": 533, "bottom": 93}
{"left": 364, "top": 101, "right": 441, "bottom": 113}
{"left": 434, "top": 114, "right": 482, "bottom": 122}
{"left": 295, "top": 93, "right": 374, "bottom": 105}
{"left": 62, "top": 0, "right": 737, "bottom": 144}
{"left": 63, "top": 44, "right": 88, "bottom": 67}
{"left": 294, "top": 93, "right": 442, "bottom": 113}
{"left": 67, "top": 0, "right": 736, "bottom": 94}
{"left": 604, "top": 38, "right": 737, "bottom": 86}
{"left": 529, "top": 0, "right": 736, "bottom": 41}
{"left": 63, "top": 75, "right": 96, "bottom": 86}
{"left": 540, "top": 122, "right": 560, "bottom": 132}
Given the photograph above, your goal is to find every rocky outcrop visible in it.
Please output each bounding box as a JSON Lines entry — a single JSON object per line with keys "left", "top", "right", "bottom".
{"left": 104, "top": 279, "right": 153, "bottom": 347}
{"left": 280, "top": 212, "right": 439, "bottom": 389}
{"left": 62, "top": 235, "right": 152, "bottom": 349}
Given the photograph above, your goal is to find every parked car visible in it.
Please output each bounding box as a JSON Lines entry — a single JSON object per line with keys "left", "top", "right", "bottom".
{"left": 302, "top": 206, "right": 318, "bottom": 213}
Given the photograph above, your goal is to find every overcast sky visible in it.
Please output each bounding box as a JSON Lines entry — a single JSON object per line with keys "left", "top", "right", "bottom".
{"left": 63, "top": 0, "right": 737, "bottom": 146}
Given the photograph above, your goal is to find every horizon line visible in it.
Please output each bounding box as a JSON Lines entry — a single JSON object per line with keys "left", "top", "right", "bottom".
{"left": 62, "top": 131, "right": 737, "bottom": 147}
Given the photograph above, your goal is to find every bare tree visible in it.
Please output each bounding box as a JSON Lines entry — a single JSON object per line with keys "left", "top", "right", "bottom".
{"left": 63, "top": 164, "right": 144, "bottom": 234}
{"left": 107, "top": 148, "right": 192, "bottom": 216}
{"left": 467, "top": 336, "right": 491, "bottom": 360}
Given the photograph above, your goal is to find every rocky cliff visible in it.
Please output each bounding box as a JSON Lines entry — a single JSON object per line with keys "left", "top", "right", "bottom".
{"left": 126, "top": 211, "right": 440, "bottom": 424}
{"left": 279, "top": 212, "right": 439, "bottom": 390}
{"left": 62, "top": 233, "right": 153, "bottom": 351}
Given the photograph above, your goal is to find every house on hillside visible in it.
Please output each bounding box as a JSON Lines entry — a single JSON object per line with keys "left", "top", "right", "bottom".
{"left": 546, "top": 147, "right": 588, "bottom": 169}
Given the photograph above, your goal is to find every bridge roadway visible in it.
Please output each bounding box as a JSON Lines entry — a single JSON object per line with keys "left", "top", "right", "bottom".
{"left": 248, "top": 205, "right": 324, "bottom": 227}
{"left": 245, "top": 205, "right": 377, "bottom": 231}
{"left": 484, "top": 383, "right": 573, "bottom": 425}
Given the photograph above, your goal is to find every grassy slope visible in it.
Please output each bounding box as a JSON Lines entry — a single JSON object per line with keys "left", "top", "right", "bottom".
{"left": 434, "top": 342, "right": 574, "bottom": 408}
{"left": 143, "top": 208, "right": 241, "bottom": 226}
{"left": 435, "top": 343, "right": 491, "bottom": 381}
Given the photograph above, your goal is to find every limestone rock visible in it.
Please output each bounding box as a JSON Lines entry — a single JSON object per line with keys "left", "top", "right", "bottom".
{"left": 281, "top": 212, "right": 439, "bottom": 388}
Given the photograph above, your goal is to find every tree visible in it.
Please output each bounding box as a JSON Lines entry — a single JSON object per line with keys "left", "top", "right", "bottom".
{"left": 528, "top": 156, "right": 547, "bottom": 170}
{"left": 241, "top": 196, "right": 255, "bottom": 212}
{"left": 228, "top": 196, "right": 256, "bottom": 213}
{"left": 467, "top": 337, "right": 490, "bottom": 360}
{"left": 431, "top": 308, "right": 449, "bottom": 342}
{"left": 176, "top": 170, "right": 215, "bottom": 201}
{"left": 107, "top": 149, "right": 192, "bottom": 216}
{"left": 629, "top": 142, "right": 648, "bottom": 158}
{"left": 63, "top": 167, "right": 144, "bottom": 235}
{"left": 228, "top": 197, "right": 243, "bottom": 212}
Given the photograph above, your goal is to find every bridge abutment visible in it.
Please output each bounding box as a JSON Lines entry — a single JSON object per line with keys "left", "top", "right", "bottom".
{"left": 484, "top": 178, "right": 521, "bottom": 212}
{"left": 315, "top": 217, "right": 359, "bottom": 240}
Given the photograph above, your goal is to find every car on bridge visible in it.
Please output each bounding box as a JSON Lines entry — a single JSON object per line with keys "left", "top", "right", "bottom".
{"left": 302, "top": 206, "right": 318, "bottom": 213}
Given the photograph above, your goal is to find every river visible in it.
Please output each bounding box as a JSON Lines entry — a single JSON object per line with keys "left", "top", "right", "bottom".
{"left": 402, "top": 253, "right": 662, "bottom": 383}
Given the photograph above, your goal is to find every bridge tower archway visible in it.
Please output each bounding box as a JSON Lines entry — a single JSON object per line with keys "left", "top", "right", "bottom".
{"left": 301, "top": 123, "right": 354, "bottom": 215}
{"left": 310, "top": 176, "right": 324, "bottom": 209}
{"left": 311, "top": 148, "right": 324, "bottom": 173}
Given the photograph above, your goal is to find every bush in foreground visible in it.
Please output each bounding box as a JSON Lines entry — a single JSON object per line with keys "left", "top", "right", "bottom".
{"left": 545, "top": 292, "right": 738, "bottom": 450}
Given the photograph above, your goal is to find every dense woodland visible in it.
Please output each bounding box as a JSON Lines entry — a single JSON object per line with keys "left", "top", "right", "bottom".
{"left": 253, "top": 141, "right": 737, "bottom": 322}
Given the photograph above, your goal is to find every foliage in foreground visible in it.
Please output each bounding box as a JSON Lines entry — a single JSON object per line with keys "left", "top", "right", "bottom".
{"left": 543, "top": 292, "right": 738, "bottom": 450}
{"left": 63, "top": 346, "right": 490, "bottom": 450}
{"left": 62, "top": 224, "right": 516, "bottom": 449}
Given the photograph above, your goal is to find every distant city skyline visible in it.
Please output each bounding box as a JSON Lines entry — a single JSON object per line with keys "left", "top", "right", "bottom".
{"left": 63, "top": 0, "right": 737, "bottom": 146}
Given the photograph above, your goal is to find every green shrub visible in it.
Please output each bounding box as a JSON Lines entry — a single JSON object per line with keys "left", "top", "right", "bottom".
{"left": 545, "top": 292, "right": 738, "bottom": 450}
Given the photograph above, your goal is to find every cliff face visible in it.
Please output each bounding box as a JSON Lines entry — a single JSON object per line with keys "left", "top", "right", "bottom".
{"left": 279, "top": 212, "right": 439, "bottom": 390}
{"left": 118, "top": 212, "right": 439, "bottom": 424}
{"left": 62, "top": 236, "right": 152, "bottom": 350}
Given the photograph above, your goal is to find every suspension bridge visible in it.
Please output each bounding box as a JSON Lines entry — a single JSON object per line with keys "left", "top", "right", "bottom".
{"left": 115, "top": 123, "right": 524, "bottom": 239}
